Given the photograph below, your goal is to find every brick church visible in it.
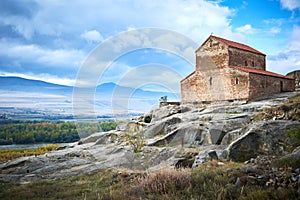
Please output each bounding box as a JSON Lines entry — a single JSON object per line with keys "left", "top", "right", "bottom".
{"left": 181, "top": 35, "right": 295, "bottom": 104}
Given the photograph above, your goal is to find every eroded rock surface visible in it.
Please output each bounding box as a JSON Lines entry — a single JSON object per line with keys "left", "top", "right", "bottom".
{"left": 224, "top": 120, "right": 300, "bottom": 161}
{"left": 1, "top": 91, "right": 299, "bottom": 183}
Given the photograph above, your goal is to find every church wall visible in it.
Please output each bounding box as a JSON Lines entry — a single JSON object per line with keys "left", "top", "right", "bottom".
{"left": 228, "top": 47, "right": 265, "bottom": 70}
{"left": 249, "top": 73, "right": 295, "bottom": 99}
{"left": 181, "top": 68, "right": 249, "bottom": 103}
{"left": 196, "top": 37, "right": 229, "bottom": 70}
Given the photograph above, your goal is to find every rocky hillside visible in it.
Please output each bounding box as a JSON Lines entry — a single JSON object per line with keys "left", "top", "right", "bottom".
{"left": 0, "top": 91, "right": 300, "bottom": 184}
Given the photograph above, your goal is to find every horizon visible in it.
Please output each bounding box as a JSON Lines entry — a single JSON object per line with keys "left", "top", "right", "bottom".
{"left": 0, "top": 75, "right": 179, "bottom": 93}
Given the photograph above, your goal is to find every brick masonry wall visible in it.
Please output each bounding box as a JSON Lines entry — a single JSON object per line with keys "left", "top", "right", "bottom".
{"left": 196, "top": 37, "right": 229, "bottom": 69}
{"left": 249, "top": 73, "right": 295, "bottom": 99}
{"left": 181, "top": 72, "right": 202, "bottom": 103}
{"left": 181, "top": 68, "right": 249, "bottom": 103}
{"left": 228, "top": 47, "right": 266, "bottom": 70}
{"left": 225, "top": 68, "right": 249, "bottom": 100}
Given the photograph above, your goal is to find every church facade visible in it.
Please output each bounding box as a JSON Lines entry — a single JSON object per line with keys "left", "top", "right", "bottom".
{"left": 181, "top": 35, "right": 295, "bottom": 104}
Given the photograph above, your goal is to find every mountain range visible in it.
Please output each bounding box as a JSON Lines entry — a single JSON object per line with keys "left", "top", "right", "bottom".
{"left": 0, "top": 76, "right": 180, "bottom": 118}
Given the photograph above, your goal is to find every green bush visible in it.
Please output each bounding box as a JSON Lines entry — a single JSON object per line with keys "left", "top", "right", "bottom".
{"left": 286, "top": 126, "right": 300, "bottom": 151}
{"left": 144, "top": 116, "right": 151, "bottom": 123}
{"left": 122, "top": 129, "right": 146, "bottom": 153}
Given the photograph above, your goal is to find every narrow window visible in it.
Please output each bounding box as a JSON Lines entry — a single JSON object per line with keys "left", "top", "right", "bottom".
{"left": 209, "top": 77, "right": 213, "bottom": 85}
{"left": 245, "top": 61, "right": 248, "bottom": 66}
{"left": 252, "top": 61, "right": 254, "bottom": 67}
{"left": 235, "top": 77, "right": 239, "bottom": 85}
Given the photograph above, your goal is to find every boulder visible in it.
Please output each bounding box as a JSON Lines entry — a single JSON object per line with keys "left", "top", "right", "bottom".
{"left": 149, "top": 105, "right": 181, "bottom": 122}
{"left": 208, "top": 150, "right": 219, "bottom": 160}
{"left": 221, "top": 129, "right": 243, "bottom": 145}
{"left": 224, "top": 120, "right": 300, "bottom": 161}
{"left": 144, "top": 116, "right": 182, "bottom": 138}
{"left": 78, "top": 131, "right": 118, "bottom": 144}
{"left": 208, "top": 127, "right": 225, "bottom": 145}
{"left": 147, "top": 122, "right": 203, "bottom": 147}
{"left": 192, "top": 145, "right": 226, "bottom": 167}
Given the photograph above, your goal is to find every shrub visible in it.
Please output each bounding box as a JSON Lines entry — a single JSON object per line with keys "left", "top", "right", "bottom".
{"left": 131, "top": 168, "right": 191, "bottom": 197}
{"left": 144, "top": 116, "right": 152, "bottom": 123}
{"left": 122, "top": 129, "right": 146, "bottom": 153}
{"left": 286, "top": 126, "right": 300, "bottom": 151}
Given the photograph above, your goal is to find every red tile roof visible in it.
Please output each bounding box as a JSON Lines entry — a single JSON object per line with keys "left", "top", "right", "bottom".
{"left": 211, "top": 36, "right": 266, "bottom": 56}
{"left": 232, "top": 66, "right": 294, "bottom": 80}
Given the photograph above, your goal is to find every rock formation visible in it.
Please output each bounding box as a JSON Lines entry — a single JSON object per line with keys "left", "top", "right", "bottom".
{"left": 0, "top": 90, "right": 299, "bottom": 183}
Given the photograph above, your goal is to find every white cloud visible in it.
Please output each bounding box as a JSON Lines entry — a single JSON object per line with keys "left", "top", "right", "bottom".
{"left": 290, "top": 25, "right": 300, "bottom": 49}
{"left": 73, "top": 28, "right": 199, "bottom": 90}
{"left": 267, "top": 25, "right": 300, "bottom": 75}
{"left": 0, "top": 39, "right": 85, "bottom": 68}
{"left": 280, "top": 0, "right": 300, "bottom": 10}
{"left": 80, "top": 30, "right": 103, "bottom": 43}
{"left": 236, "top": 24, "right": 257, "bottom": 34}
{"left": 241, "top": 1, "right": 248, "bottom": 9}
{"left": 98, "top": 62, "right": 133, "bottom": 84}
{"left": 269, "top": 27, "right": 281, "bottom": 34}
{"left": 1, "top": 0, "right": 237, "bottom": 43}
{"left": 236, "top": 24, "right": 281, "bottom": 35}
{"left": 118, "top": 65, "right": 182, "bottom": 90}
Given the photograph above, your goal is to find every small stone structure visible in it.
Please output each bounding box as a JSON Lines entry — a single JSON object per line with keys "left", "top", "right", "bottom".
{"left": 286, "top": 70, "right": 300, "bottom": 89}
{"left": 159, "top": 101, "right": 181, "bottom": 107}
{"left": 181, "top": 35, "right": 295, "bottom": 104}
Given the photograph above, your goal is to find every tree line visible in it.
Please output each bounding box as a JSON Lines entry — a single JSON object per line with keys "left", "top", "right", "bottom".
{"left": 0, "top": 121, "right": 118, "bottom": 145}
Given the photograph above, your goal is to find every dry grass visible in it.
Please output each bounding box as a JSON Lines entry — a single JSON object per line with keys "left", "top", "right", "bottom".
{"left": 0, "top": 161, "right": 299, "bottom": 199}
{"left": 134, "top": 168, "right": 191, "bottom": 196}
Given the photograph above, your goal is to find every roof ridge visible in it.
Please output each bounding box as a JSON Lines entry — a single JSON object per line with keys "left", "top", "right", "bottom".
{"left": 211, "top": 35, "right": 266, "bottom": 56}
{"left": 232, "top": 66, "right": 294, "bottom": 80}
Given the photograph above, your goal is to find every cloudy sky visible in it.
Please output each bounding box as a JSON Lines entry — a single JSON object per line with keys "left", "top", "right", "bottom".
{"left": 0, "top": 0, "right": 299, "bottom": 90}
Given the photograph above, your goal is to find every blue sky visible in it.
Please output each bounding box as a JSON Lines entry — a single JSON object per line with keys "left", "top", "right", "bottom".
{"left": 0, "top": 0, "right": 299, "bottom": 91}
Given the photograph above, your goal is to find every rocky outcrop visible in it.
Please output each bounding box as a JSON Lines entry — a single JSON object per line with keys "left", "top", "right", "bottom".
{"left": 1, "top": 91, "right": 300, "bottom": 183}
{"left": 78, "top": 130, "right": 119, "bottom": 145}
{"left": 223, "top": 120, "right": 300, "bottom": 161}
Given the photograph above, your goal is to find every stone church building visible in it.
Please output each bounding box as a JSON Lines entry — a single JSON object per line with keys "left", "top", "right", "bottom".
{"left": 181, "top": 35, "right": 295, "bottom": 104}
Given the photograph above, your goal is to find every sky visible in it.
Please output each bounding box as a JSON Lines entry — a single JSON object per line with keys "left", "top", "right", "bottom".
{"left": 0, "top": 0, "right": 299, "bottom": 91}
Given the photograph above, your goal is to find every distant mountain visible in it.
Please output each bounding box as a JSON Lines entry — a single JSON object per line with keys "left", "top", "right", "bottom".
{"left": 0, "top": 76, "right": 69, "bottom": 88}
{"left": 0, "top": 76, "right": 72, "bottom": 94}
{"left": 0, "top": 76, "right": 179, "bottom": 98}
{"left": 0, "top": 76, "right": 180, "bottom": 115}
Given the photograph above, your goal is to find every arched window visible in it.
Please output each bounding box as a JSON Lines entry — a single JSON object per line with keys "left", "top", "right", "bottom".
{"left": 252, "top": 61, "right": 255, "bottom": 67}
{"left": 235, "top": 77, "right": 239, "bottom": 85}
{"left": 245, "top": 61, "right": 248, "bottom": 66}
{"left": 209, "top": 77, "right": 213, "bottom": 85}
